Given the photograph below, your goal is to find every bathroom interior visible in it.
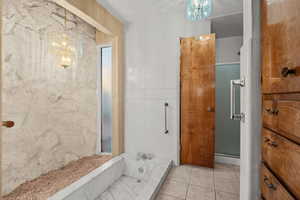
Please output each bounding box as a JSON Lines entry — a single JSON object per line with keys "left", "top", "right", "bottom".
{"left": 1, "top": 0, "right": 299, "bottom": 200}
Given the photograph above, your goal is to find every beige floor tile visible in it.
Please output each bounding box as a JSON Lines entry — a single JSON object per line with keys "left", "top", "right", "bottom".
{"left": 187, "top": 185, "right": 215, "bottom": 200}
{"left": 190, "top": 175, "right": 214, "bottom": 189}
{"left": 214, "top": 165, "right": 237, "bottom": 181}
{"left": 215, "top": 191, "right": 239, "bottom": 200}
{"left": 190, "top": 166, "right": 214, "bottom": 188}
{"left": 233, "top": 168, "right": 240, "bottom": 179}
{"left": 158, "top": 164, "right": 240, "bottom": 200}
{"left": 214, "top": 178, "right": 239, "bottom": 194}
{"left": 191, "top": 167, "right": 214, "bottom": 177}
{"left": 215, "top": 163, "right": 236, "bottom": 169}
{"left": 160, "top": 180, "right": 189, "bottom": 199}
{"left": 167, "top": 165, "right": 192, "bottom": 183}
{"left": 156, "top": 194, "right": 185, "bottom": 200}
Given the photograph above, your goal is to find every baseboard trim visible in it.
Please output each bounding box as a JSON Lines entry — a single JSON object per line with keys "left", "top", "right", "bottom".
{"left": 215, "top": 154, "right": 240, "bottom": 166}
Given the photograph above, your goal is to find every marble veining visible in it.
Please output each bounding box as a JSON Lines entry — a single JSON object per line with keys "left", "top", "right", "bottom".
{"left": 2, "top": 0, "right": 97, "bottom": 195}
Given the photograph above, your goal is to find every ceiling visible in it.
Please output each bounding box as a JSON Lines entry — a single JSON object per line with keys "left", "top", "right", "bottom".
{"left": 97, "top": 0, "right": 243, "bottom": 38}
{"left": 97, "top": 0, "right": 243, "bottom": 23}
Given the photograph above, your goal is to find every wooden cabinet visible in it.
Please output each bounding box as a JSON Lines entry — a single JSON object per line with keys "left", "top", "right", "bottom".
{"left": 261, "top": 164, "right": 295, "bottom": 200}
{"left": 261, "top": 0, "right": 300, "bottom": 199}
{"left": 262, "top": 129, "right": 300, "bottom": 198}
{"left": 261, "top": 0, "right": 300, "bottom": 94}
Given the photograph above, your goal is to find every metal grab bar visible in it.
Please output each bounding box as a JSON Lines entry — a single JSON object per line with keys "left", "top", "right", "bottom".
{"left": 164, "top": 103, "right": 169, "bottom": 134}
{"left": 230, "top": 78, "right": 245, "bottom": 121}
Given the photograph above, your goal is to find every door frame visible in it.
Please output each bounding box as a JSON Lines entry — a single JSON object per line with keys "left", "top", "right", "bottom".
{"left": 240, "top": 0, "right": 261, "bottom": 199}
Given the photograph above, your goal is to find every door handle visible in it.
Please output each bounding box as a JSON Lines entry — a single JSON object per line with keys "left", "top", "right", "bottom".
{"left": 230, "top": 78, "right": 245, "bottom": 121}
{"left": 2, "top": 121, "right": 15, "bottom": 128}
{"left": 207, "top": 107, "right": 215, "bottom": 112}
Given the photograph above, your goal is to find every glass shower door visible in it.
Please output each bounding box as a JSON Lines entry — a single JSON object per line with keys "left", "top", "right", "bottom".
{"left": 216, "top": 63, "right": 241, "bottom": 157}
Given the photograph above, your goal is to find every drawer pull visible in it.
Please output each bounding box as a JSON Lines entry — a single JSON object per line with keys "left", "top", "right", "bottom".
{"left": 267, "top": 141, "right": 278, "bottom": 148}
{"left": 281, "top": 67, "right": 296, "bottom": 77}
{"left": 264, "top": 177, "right": 277, "bottom": 190}
{"left": 265, "top": 108, "right": 279, "bottom": 115}
{"left": 264, "top": 137, "right": 271, "bottom": 143}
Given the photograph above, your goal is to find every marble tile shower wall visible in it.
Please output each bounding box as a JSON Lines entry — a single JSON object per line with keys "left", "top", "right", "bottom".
{"left": 2, "top": 0, "right": 97, "bottom": 194}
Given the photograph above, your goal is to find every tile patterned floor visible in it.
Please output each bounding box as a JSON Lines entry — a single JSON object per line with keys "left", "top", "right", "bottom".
{"left": 156, "top": 163, "right": 240, "bottom": 200}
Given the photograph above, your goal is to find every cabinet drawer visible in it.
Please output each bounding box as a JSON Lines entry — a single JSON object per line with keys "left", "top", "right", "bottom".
{"left": 261, "top": 0, "right": 300, "bottom": 94}
{"left": 261, "top": 164, "right": 294, "bottom": 200}
{"left": 277, "top": 100, "right": 300, "bottom": 144}
{"left": 263, "top": 94, "right": 300, "bottom": 144}
{"left": 262, "top": 129, "right": 300, "bottom": 199}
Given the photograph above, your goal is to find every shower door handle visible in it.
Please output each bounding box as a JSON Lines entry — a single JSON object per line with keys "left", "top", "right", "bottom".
{"left": 164, "top": 103, "right": 169, "bottom": 134}
{"left": 230, "top": 78, "right": 245, "bottom": 121}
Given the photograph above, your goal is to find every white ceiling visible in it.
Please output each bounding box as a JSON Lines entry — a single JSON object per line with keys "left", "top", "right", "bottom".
{"left": 97, "top": 0, "right": 243, "bottom": 23}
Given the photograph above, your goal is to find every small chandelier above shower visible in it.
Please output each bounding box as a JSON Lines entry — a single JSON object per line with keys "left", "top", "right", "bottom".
{"left": 49, "top": 8, "right": 75, "bottom": 68}
{"left": 186, "top": 0, "right": 212, "bottom": 21}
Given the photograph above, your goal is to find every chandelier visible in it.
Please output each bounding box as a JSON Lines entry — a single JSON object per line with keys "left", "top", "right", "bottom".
{"left": 49, "top": 9, "right": 75, "bottom": 68}
{"left": 186, "top": 0, "right": 212, "bottom": 21}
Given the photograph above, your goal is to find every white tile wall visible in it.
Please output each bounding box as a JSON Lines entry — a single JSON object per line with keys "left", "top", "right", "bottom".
{"left": 124, "top": 10, "right": 211, "bottom": 163}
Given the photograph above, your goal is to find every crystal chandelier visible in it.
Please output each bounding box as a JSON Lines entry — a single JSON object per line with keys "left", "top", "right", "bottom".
{"left": 186, "top": 0, "right": 212, "bottom": 21}
{"left": 49, "top": 9, "right": 75, "bottom": 68}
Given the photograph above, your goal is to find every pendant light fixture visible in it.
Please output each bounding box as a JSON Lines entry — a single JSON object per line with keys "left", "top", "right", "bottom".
{"left": 49, "top": 8, "right": 75, "bottom": 68}
{"left": 186, "top": 0, "right": 212, "bottom": 21}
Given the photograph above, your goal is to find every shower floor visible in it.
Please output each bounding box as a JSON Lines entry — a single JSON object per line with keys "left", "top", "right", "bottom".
{"left": 96, "top": 175, "right": 147, "bottom": 200}
{"left": 3, "top": 155, "right": 112, "bottom": 200}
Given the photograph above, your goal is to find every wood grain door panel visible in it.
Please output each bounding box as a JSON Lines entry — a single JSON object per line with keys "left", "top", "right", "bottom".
{"left": 261, "top": 0, "right": 300, "bottom": 94}
{"left": 180, "top": 34, "right": 215, "bottom": 168}
{"left": 261, "top": 164, "right": 295, "bottom": 200}
{"left": 262, "top": 129, "right": 300, "bottom": 199}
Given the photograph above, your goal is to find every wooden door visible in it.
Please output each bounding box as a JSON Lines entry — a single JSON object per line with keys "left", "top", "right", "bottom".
{"left": 180, "top": 34, "right": 216, "bottom": 168}
{"left": 261, "top": 0, "right": 300, "bottom": 93}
